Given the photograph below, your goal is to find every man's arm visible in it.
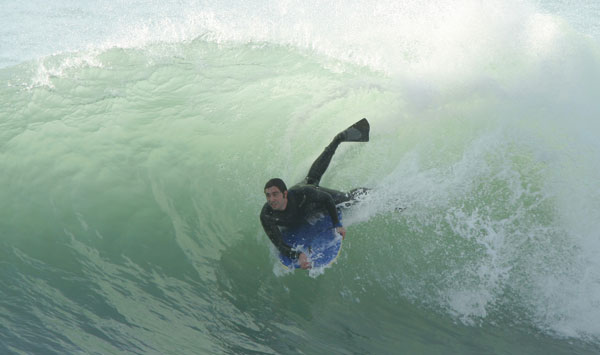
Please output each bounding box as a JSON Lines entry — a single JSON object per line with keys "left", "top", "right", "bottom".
{"left": 260, "top": 208, "right": 301, "bottom": 260}
{"left": 303, "top": 187, "right": 342, "bottom": 227}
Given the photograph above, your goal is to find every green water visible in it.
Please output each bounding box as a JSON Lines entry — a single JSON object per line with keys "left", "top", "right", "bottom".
{"left": 2, "top": 1, "right": 600, "bottom": 354}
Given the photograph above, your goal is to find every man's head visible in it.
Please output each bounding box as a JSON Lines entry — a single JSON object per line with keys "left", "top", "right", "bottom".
{"left": 264, "top": 178, "right": 288, "bottom": 211}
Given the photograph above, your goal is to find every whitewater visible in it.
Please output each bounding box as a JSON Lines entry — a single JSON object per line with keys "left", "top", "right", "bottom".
{"left": 2, "top": 0, "right": 600, "bottom": 354}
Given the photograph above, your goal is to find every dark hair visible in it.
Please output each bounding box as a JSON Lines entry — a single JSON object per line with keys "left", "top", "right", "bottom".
{"left": 264, "top": 178, "right": 287, "bottom": 193}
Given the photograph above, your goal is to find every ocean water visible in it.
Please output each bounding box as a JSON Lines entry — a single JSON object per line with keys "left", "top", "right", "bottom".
{"left": 2, "top": 0, "right": 600, "bottom": 354}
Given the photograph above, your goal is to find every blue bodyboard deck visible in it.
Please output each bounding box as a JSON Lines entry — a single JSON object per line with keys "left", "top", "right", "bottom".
{"left": 278, "top": 211, "right": 343, "bottom": 269}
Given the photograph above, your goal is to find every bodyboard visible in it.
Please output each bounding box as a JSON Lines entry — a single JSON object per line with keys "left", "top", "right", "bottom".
{"left": 278, "top": 211, "right": 343, "bottom": 269}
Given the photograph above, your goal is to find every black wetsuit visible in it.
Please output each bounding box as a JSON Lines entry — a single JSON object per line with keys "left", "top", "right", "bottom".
{"left": 260, "top": 133, "right": 360, "bottom": 260}
{"left": 260, "top": 185, "right": 343, "bottom": 259}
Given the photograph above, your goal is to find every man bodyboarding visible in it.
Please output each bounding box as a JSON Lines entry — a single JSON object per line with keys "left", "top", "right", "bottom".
{"left": 260, "top": 118, "right": 370, "bottom": 269}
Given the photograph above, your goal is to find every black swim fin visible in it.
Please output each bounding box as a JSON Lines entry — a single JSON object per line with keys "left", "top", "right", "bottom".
{"left": 341, "top": 118, "right": 370, "bottom": 142}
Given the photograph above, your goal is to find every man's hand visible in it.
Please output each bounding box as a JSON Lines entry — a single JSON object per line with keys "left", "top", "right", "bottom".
{"left": 298, "top": 253, "right": 311, "bottom": 269}
{"left": 336, "top": 226, "right": 346, "bottom": 239}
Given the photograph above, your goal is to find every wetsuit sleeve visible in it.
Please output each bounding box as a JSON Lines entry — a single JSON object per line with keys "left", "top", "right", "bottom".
{"left": 303, "top": 187, "right": 342, "bottom": 228}
{"left": 260, "top": 207, "right": 301, "bottom": 260}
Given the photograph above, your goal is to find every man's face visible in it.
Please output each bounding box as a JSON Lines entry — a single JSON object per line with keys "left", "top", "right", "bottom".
{"left": 265, "top": 186, "right": 287, "bottom": 211}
